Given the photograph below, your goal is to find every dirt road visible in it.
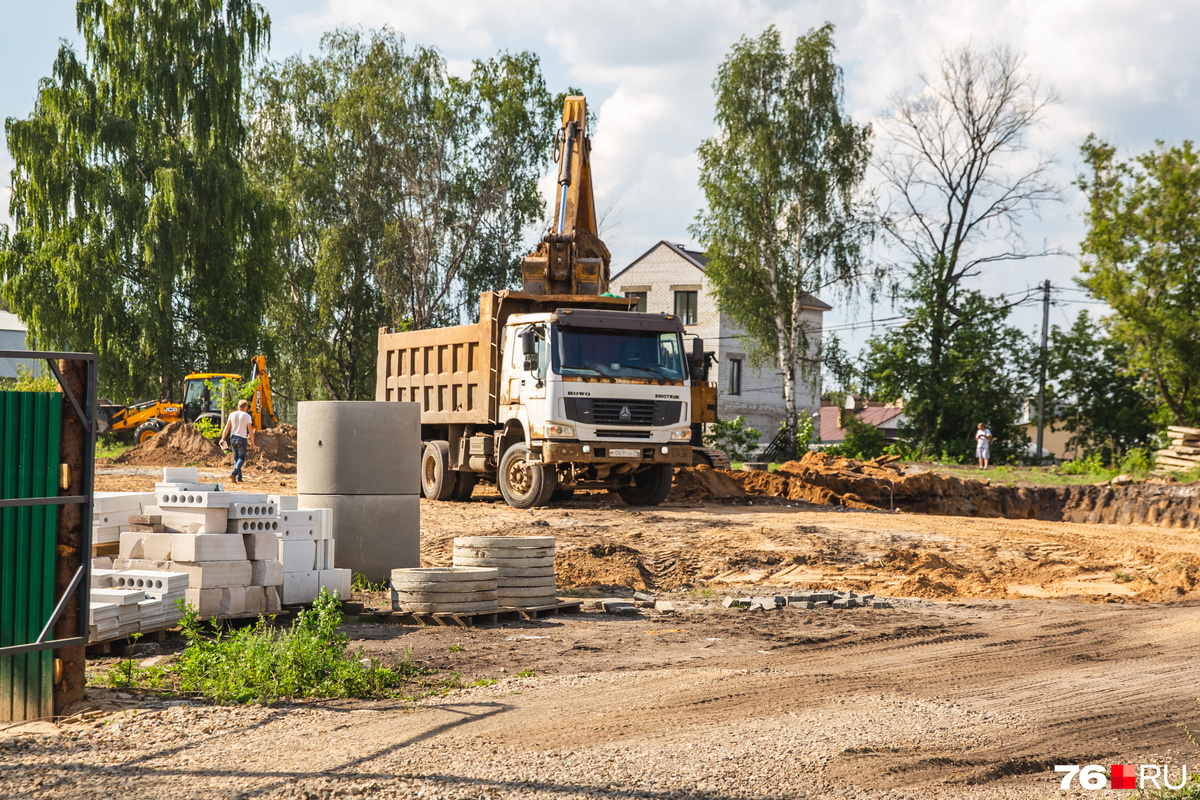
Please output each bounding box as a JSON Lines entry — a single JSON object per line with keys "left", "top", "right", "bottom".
{"left": 7, "top": 597, "right": 1200, "bottom": 798}
{"left": 31, "top": 465, "right": 1198, "bottom": 798}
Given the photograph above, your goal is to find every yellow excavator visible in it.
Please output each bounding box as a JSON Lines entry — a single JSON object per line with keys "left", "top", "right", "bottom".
{"left": 100, "top": 355, "right": 278, "bottom": 443}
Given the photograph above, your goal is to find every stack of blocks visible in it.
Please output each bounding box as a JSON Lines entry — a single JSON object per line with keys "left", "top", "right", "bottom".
{"left": 87, "top": 565, "right": 189, "bottom": 640}
{"left": 113, "top": 469, "right": 348, "bottom": 615}
{"left": 93, "top": 492, "right": 155, "bottom": 548}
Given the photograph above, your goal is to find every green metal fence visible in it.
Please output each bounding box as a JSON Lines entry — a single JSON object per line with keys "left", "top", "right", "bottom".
{"left": 0, "top": 391, "right": 62, "bottom": 721}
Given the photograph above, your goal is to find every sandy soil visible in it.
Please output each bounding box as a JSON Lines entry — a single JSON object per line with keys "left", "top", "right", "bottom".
{"left": 36, "top": 463, "right": 1200, "bottom": 798}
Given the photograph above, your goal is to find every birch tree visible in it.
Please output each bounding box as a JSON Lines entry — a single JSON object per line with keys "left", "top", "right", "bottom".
{"left": 692, "top": 23, "right": 873, "bottom": 452}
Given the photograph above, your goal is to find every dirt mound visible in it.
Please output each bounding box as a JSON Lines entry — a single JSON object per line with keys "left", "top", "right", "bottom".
{"left": 671, "top": 453, "right": 1200, "bottom": 528}
{"left": 112, "top": 421, "right": 297, "bottom": 474}
{"left": 114, "top": 421, "right": 224, "bottom": 466}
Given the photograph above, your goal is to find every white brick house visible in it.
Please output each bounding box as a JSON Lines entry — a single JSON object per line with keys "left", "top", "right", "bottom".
{"left": 611, "top": 241, "right": 829, "bottom": 448}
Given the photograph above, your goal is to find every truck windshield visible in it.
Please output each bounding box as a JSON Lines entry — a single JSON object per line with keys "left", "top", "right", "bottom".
{"left": 553, "top": 326, "right": 686, "bottom": 381}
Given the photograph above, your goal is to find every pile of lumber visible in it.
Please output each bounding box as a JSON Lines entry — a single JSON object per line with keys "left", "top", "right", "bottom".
{"left": 1156, "top": 426, "right": 1200, "bottom": 472}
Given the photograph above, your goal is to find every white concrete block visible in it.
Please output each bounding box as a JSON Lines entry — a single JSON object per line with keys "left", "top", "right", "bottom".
{"left": 280, "top": 509, "right": 318, "bottom": 527}
{"left": 219, "top": 587, "right": 246, "bottom": 616}
{"left": 170, "top": 533, "right": 248, "bottom": 562}
{"left": 149, "top": 506, "right": 229, "bottom": 534}
{"left": 280, "top": 540, "right": 316, "bottom": 572}
{"left": 243, "top": 585, "right": 266, "bottom": 615}
{"left": 243, "top": 532, "right": 278, "bottom": 559}
{"left": 313, "top": 541, "right": 325, "bottom": 570}
{"left": 324, "top": 539, "right": 336, "bottom": 569}
{"left": 112, "top": 570, "right": 189, "bottom": 594}
{"left": 94, "top": 492, "right": 145, "bottom": 514}
{"left": 94, "top": 525, "right": 122, "bottom": 544}
{"left": 155, "top": 482, "right": 219, "bottom": 492}
{"left": 119, "top": 531, "right": 173, "bottom": 561}
{"left": 318, "top": 569, "right": 352, "bottom": 599}
{"left": 281, "top": 524, "right": 317, "bottom": 541}
{"left": 185, "top": 588, "right": 221, "bottom": 616}
{"left": 163, "top": 467, "right": 199, "bottom": 484}
{"left": 91, "top": 568, "right": 116, "bottom": 588}
{"left": 264, "top": 585, "right": 281, "bottom": 613}
{"left": 93, "top": 509, "right": 132, "bottom": 527}
{"left": 171, "top": 560, "right": 252, "bottom": 589}
{"left": 226, "top": 518, "right": 280, "bottom": 533}
{"left": 251, "top": 559, "right": 283, "bottom": 586}
{"left": 156, "top": 490, "right": 236, "bottom": 509}
{"left": 91, "top": 588, "right": 146, "bottom": 606}
{"left": 269, "top": 494, "right": 299, "bottom": 511}
{"left": 92, "top": 556, "right": 114, "bottom": 569}
{"left": 225, "top": 499, "right": 277, "bottom": 519}
{"left": 281, "top": 570, "right": 319, "bottom": 605}
{"left": 315, "top": 508, "right": 333, "bottom": 540}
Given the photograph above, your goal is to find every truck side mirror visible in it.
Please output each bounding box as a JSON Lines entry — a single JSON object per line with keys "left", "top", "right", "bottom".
{"left": 520, "top": 328, "right": 537, "bottom": 356}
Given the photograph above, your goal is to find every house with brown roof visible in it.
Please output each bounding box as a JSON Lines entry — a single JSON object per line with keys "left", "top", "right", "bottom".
{"left": 611, "top": 241, "right": 830, "bottom": 448}
{"left": 818, "top": 397, "right": 907, "bottom": 444}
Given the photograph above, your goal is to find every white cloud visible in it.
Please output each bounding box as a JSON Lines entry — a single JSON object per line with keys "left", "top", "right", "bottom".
{"left": 6, "top": 0, "right": 1198, "bottom": 345}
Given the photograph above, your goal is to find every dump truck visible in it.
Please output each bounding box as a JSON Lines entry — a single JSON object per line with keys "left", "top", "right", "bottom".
{"left": 377, "top": 290, "right": 694, "bottom": 508}
{"left": 377, "top": 96, "right": 702, "bottom": 508}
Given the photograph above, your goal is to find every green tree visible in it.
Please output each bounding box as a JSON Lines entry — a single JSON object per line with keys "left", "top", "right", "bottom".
{"left": 1047, "top": 309, "right": 1155, "bottom": 459}
{"left": 1, "top": 0, "right": 275, "bottom": 402}
{"left": 691, "top": 23, "right": 874, "bottom": 454}
{"left": 249, "top": 30, "right": 556, "bottom": 401}
{"left": 861, "top": 278, "right": 1033, "bottom": 462}
{"left": 1077, "top": 136, "right": 1200, "bottom": 425}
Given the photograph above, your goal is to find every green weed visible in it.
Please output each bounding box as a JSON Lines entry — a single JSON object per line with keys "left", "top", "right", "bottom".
{"left": 448, "top": 644, "right": 462, "bottom": 653}
{"left": 513, "top": 669, "right": 536, "bottom": 679}
{"left": 351, "top": 573, "right": 387, "bottom": 593}
{"left": 1114, "top": 571, "right": 1137, "bottom": 583}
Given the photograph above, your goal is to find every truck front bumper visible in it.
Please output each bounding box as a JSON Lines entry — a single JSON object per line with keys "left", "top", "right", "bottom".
{"left": 541, "top": 441, "right": 692, "bottom": 466}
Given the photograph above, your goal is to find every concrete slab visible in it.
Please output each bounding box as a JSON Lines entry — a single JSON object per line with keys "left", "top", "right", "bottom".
{"left": 281, "top": 570, "right": 318, "bottom": 605}
{"left": 220, "top": 587, "right": 246, "bottom": 616}
{"left": 243, "top": 585, "right": 266, "bottom": 615}
{"left": 243, "top": 532, "right": 279, "bottom": 560}
{"left": 184, "top": 588, "right": 221, "bottom": 616}
{"left": 318, "top": 569, "right": 352, "bottom": 599}
{"left": 149, "top": 506, "right": 229, "bottom": 534}
{"left": 171, "top": 560, "right": 253, "bottom": 589}
{"left": 297, "top": 401, "right": 420, "bottom": 495}
{"left": 280, "top": 539, "right": 316, "bottom": 572}
{"left": 227, "top": 518, "right": 281, "bottom": 534}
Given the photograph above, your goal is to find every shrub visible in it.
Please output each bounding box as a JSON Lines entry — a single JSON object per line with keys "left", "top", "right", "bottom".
{"left": 703, "top": 416, "right": 761, "bottom": 462}
{"left": 193, "top": 417, "right": 222, "bottom": 440}
{"left": 826, "top": 415, "right": 887, "bottom": 460}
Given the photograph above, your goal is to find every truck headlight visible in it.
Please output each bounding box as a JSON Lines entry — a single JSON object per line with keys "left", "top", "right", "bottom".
{"left": 545, "top": 423, "right": 575, "bottom": 438}
{"left": 670, "top": 427, "right": 692, "bottom": 440}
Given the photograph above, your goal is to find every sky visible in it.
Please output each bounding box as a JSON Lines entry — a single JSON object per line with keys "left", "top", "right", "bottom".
{"left": 3, "top": 0, "right": 1199, "bottom": 354}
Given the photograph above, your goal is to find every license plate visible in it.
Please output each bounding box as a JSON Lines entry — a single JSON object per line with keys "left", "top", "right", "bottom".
{"left": 609, "top": 448, "right": 641, "bottom": 458}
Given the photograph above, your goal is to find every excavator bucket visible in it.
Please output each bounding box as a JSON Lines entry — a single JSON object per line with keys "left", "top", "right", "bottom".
{"left": 521, "top": 96, "right": 611, "bottom": 296}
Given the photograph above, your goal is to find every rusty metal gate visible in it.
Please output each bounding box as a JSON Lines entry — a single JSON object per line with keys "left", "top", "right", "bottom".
{"left": 0, "top": 352, "right": 96, "bottom": 722}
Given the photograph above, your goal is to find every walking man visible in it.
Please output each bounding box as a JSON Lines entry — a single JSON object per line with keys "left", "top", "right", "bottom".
{"left": 220, "top": 399, "right": 255, "bottom": 483}
{"left": 975, "top": 422, "right": 993, "bottom": 470}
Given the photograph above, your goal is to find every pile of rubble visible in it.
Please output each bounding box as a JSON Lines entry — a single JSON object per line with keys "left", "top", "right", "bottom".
{"left": 722, "top": 591, "right": 893, "bottom": 610}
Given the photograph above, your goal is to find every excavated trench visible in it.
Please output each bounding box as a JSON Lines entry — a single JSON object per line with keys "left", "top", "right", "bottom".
{"left": 670, "top": 453, "right": 1200, "bottom": 529}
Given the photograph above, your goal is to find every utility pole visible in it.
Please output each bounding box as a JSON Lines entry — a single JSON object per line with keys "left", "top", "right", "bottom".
{"left": 1036, "top": 279, "right": 1051, "bottom": 459}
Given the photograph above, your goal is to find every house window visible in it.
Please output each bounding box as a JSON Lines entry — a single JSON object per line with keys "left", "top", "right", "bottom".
{"left": 625, "top": 291, "right": 647, "bottom": 313}
{"left": 674, "top": 291, "right": 698, "bottom": 325}
{"left": 729, "top": 358, "right": 742, "bottom": 395}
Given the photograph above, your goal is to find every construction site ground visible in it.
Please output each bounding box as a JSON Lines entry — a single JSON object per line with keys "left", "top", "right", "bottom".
{"left": 16, "top": 461, "right": 1198, "bottom": 798}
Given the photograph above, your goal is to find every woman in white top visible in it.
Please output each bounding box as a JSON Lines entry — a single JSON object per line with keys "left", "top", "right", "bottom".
{"left": 975, "top": 423, "right": 993, "bottom": 470}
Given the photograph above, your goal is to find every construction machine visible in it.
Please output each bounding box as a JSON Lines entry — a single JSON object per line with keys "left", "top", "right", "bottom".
{"left": 100, "top": 355, "right": 278, "bottom": 443}
{"left": 379, "top": 96, "right": 707, "bottom": 508}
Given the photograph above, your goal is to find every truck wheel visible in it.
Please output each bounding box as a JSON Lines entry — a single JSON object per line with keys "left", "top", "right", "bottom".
{"left": 421, "top": 441, "right": 457, "bottom": 501}
{"left": 134, "top": 420, "right": 164, "bottom": 445}
{"left": 499, "top": 443, "right": 557, "bottom": 509}
{"left": 618, "top": 464, "right": 673, "bottom": 506}
{"left": 451, "top": 472, "right": 477, "bottom": 501}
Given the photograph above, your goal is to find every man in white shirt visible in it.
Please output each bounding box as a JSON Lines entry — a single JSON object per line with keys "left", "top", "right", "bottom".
{"left": 219, "top": 399, "right": 256, "bottom": 483}
{"left": 975, "top": 423, "right": 993, "bottom": 470}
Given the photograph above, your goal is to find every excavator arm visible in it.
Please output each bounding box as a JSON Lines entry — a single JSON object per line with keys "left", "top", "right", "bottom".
{"left": 521, "top": 96, "right": 612, "bottom": 296}
{"left": 248, "top": 355, "right": 278, "bottom": 430}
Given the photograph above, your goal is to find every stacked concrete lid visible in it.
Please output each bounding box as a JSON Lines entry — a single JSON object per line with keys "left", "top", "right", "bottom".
{"left": 297, "top": 401, "right": 421, "bottom": 584}
{"left": 390, "top": 567, "right": 499, "bottom": 613}
{"left": 452, "top": 536, "right": 557, "bottom": 609}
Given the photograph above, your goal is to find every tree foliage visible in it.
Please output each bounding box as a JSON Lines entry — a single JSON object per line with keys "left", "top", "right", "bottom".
{"left": 248, "top": 29, "right": 556, "bottom": 401}
{"left": 691, "top": 23, "right": 874, "bottom": 452}
{"left": 860, "top": 272, "right": 1033, "bottom": 463}
{"left": 1, "top": 0, "right": 275, "bottom": 402}
{"left": 1047, "top": 310, "right": 1155, "bottom": 459}
{"left": 1077, "top": 136, "right": 1200, "bottom": 425}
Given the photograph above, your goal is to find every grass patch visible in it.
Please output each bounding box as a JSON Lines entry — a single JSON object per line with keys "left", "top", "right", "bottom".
{"left": 351, "top": 573, "right": 387, "bottom": 593}
{"left": 95, "top": 590, "right": 459, "bottom": 704}
{"left": 95, "top": 437, "right": 131, "bottom": 459}
{"left": 513, "top": 668, "right": 536, "bottom": 679}
{"left": 1114, "top": 571, "right": 1137, "bottom": 583}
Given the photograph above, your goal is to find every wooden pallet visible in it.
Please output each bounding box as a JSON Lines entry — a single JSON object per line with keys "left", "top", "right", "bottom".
{"left": 85, "top": 627, "right": 169, "bottom": 655}
{"left": 363, "top": 600, "right": 583, "bottom": 628}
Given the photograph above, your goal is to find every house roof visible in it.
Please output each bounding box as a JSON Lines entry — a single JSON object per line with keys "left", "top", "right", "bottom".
{"left": 0, "top": 311, "right": 26, "bottom": 332}
{"left": 818, "top": 405, "right": 905, "bottom": 443}
{"left": 612, "top": 241, "right": 832, "bottom": 310}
